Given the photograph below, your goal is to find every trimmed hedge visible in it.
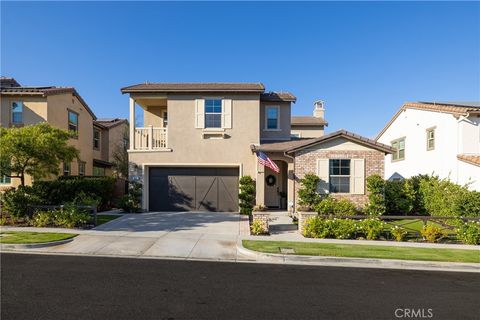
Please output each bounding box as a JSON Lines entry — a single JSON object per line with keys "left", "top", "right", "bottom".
{"left": 31, "top": 176, "right": 115, "bottom": 211}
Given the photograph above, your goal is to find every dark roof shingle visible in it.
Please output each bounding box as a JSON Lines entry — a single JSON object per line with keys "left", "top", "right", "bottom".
{"left": 121, "top": 82, "right": 265, "bottom": 93}
{"left": 260, "top": 92, "right": 296, "bottom": 102}
{"left": 291, "top": 116, "right": 328, "bottom": 126}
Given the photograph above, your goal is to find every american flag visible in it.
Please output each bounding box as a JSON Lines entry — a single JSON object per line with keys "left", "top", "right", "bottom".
{"left": 256, "top": 151, "right": 280, "bottom": 173}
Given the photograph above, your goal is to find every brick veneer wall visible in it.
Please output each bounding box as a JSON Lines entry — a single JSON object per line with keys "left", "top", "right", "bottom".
{"left": 294, "top": 148, "right": 385, "bottom": 208}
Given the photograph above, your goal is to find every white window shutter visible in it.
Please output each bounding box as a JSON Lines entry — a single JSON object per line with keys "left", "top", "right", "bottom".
{"left": 195, "top": 99, "right": 205, "bottom": 128}
{"left": 351, "top": 158, "right": 365, "bottom": 194}
{"left": 316, "top": 159, "right": 330, "bottom": 194}
{"left": 222, "top": 99, "right": 232, "bottom": 129}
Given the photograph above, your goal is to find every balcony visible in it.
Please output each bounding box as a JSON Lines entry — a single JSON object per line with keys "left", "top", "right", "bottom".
{"left": 133, "top": 126, "right": 168, "bottom": 150}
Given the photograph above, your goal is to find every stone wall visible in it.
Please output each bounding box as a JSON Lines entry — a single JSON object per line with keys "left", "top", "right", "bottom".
{"left": 297, "top": 212, "right": 318, "bottom": 235}
{"left": 251, "top": 212, "right": 269, "bottom": 234}
{"left": 294, "top": 148, "right": 385, "bottom": 208}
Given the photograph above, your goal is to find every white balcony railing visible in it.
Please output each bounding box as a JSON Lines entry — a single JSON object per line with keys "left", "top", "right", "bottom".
{"left": 133, "top": 127, "right": 167, "bottom": 150}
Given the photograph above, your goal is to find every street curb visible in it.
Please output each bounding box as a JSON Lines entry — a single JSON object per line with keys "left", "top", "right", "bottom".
{"left": 236, "top": 240, "right": 480, "bottom": 273}
{"left": 0, "top": 237, "right": 76, "bottom": 250}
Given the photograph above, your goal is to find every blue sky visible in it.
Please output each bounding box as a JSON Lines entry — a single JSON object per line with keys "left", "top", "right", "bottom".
{"left": 2, "top": 1, "right": 479, "bottom": 137}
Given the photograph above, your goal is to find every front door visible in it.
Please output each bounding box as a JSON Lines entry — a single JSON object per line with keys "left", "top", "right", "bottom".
{"left": 264, "top": 165, "right": 280, "bottom": 208}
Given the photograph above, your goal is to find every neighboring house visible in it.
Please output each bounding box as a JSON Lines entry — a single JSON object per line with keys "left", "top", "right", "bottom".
{"left": 93, "top": 118, "right": 129, "bottom": 177}
{"left": 376, "top": 101, "right": 480, "bottom": 191}
{"left": 290, "top": 100, "right": 328, "bottom": 138}
{"left": 122, "top": 82, "right": 393, "bottom": 212}
{"left": 0, "top": 77, "right": 127, "bottom": 189}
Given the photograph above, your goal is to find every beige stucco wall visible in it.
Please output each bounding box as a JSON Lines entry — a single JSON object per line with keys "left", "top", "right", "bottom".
{"left": 107, "top": 122, "right": 128, "bottom": 161}
{"left": 144, "top": 106, "right": 167, "bottom": 128}
{"left": 260, "top": 102, "right": 292, "bottom": 140}
{"left": 129, "top": 93, "right": 262, "bottom": 210}
{"left": 291, "top": 125, "right": 325, "bottom": 138}
{"left": 46, "top": 93, "right": 95, "bottom": 176}
{"left": 0, "top": 95, "right": 48, "bottom": 127}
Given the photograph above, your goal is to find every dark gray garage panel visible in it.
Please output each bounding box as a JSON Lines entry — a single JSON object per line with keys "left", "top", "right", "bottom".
{"left": 149, "top": 167, "right": 239, "bottom": 212}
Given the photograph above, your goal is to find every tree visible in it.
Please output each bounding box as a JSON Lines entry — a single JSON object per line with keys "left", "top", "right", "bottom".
{"left": 0, "top": 123, "right": 79, "bottom": 186}
{"left": 365, "top": 175, "right": 386, "bottom": 216}
{"left": 297, "top": 173, "right": 321, "bottom": 210}
{"left": 239, "top": 176, "right": 256, "bottom": 215}
{"left": 111, "top": 127, "right": 129, "bottom": 178}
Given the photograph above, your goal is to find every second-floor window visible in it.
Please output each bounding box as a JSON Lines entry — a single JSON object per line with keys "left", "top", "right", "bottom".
{"left": 163, "top": 111, "right": 168, "bottom": 127}
{"left": 329, "top": 159, "right": 350, "bottom": 193}
{"left": 426, "top": 128, "right": 435, "bottom": 151}
{"left": 205, "top": 99, "right": 222, "bottom": 128}
{"left": 266, "top": 106, "right": 279, "bottom": 130}
{"left": 93, "top": 129, "right": 101, "bottom": 149}
{"left": 68, "top": 110, "right": 78, "bottom": 135}
{"left": 392, "top": 138, "right": 405, "bottom": 161}
{"left": 11, "top": 101, "right": 23, "bottom": 124}
{"left": 0, "top": 171, "right": 11, "bottom": 184}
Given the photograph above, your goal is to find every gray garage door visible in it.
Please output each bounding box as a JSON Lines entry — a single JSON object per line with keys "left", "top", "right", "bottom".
{"left": 149, "top": 167, "right": 239, "bottom": 212}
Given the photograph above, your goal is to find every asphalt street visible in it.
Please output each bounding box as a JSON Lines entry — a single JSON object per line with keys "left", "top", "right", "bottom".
{"left": 1, "top": 253, "right": 479, "bottom": 320}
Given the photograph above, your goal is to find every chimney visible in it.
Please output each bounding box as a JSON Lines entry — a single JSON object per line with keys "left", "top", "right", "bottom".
{"left": 313, "top": 100, "right": 325, "bottom": 119}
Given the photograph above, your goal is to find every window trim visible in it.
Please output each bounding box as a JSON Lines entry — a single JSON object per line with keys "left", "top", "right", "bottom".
{"left": 11, "top": 101, "right": 23, "bottom": 124}
{"left": 78, "top": 161, "right": 86, "bottom": 176}
{"left": 328, "top": 159, "right": 351, "bottom": 194}
{"left": 67, "top": 109, "right": 79, "bottom": 138}
{"left": 426, "top": 127, "right": 436, "bottom": 151}
{"left": 204, "top": 98, "right": 223, "bottom": 129}
{"left": 93, "top": 128, "right": 101, "bottom": 150}
{"left": 63, "top": 162, "right": 71, "bottom": 176}
{"left": 0, "top": 172, "right": 11, "bottom": 184}
{"left": 391, "top": 137, "right": 406, "bottom": 162}
{"left": 264, "top": 105, "right": 280, "bottom": 131}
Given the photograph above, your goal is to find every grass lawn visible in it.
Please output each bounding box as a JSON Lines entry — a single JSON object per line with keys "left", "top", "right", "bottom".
{"left": 96, "top": 215, "right": 122, "bottom": 226}
{"left": 0, "top": 232, "right": 77, "bottom": 244}
{"left": 243, "top": 240, "right": 480, "bottom": 263}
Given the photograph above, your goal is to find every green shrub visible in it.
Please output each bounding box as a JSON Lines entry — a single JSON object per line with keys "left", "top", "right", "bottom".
{"left": 365, "top": 175, "right": 386, "bottom": 216}
{"left": 52, "top": 205, "right": 91, "bottom": 228}
{"left": 239, "top": 176, "right": 256, "bottom": 215}
{"left": 32, "top": 176, "right": 115, "bottom": 211}
{"left": 303, "top": 216, "right": 358, "bottom": 239}
{"left": 391, "top": 225, "right": 408, "bottom": 242}
{"left": 297, "top": 173, "right": 321, "bottom": 210}
{"left": 359, "top": 218, "right": 387, "bottom": 240}
{"left": 0, "top": 186, "right": 42, "bottom": 218}
{"left": 32, "top": 211, "right": 54, "bottom": 227}
{"left": 385, "top": 180, "right": 415, "bottom": 214}
{"left": 315, "top": 197, "right": 358, "bottom": 216}
{"left": 453, "top": 191, "right": 480, "bottom": 218}
{"left": 120, "top": 181, "right": 142, "bottom": 213}
{"left": 456, "top": 221, "right": 480, "bottom": 245}
{"left": 420, "top": 224, "right": 446, "bottom": 243}
{"left": 250, "top": 220, "right": 267, "bottom": 235}
{"left": 315, "top": 197, "right": 336, "bottom": 215}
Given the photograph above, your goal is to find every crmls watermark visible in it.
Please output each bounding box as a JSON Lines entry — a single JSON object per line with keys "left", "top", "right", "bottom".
{"left": 394, "top": 308, "right": 434, "bottom": 318}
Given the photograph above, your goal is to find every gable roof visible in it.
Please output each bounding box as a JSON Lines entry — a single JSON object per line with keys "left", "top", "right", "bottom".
{"left": 457, "top": 154, "right": 480, "bottom": 167}
{"left": 260, "top": 92, "right": 296, "bottom": 102}
{"left": 291, "top": 116, "right": 328, "bottom": 126}
{"left": 376, "top": 101, "right": 480, "bottom": 140}
{"left": 252, "top": 129, "right": 394, "bottom": 154}
{"left": 94, "top": 118, "right": 128, "bottom": 129}
{"left": 0, "top": 77, "right": 21, "bottom": 88}
{"left": 121, "top": 82, "right": 265, "bottom": 94}
{"left": 0, "top": 79, "right": 97, "bottom": 120}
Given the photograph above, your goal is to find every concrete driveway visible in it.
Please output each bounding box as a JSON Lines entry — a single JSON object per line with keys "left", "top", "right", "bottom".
{"left": 25, "top": 212, "right": 250, "bottom": 261}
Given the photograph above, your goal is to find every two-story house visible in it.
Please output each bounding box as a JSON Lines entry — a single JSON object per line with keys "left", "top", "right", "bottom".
{"left": 290, "top": 100, "right": 328, "bottom": 138}
{"left": 122, "top": 82, "right": 393, "bottom": 212}
{"left": 0, "top": 77, "right": 127, "bottom": 188}
{"left": 376, "top": 101, "right": 480, "bottom": 190}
